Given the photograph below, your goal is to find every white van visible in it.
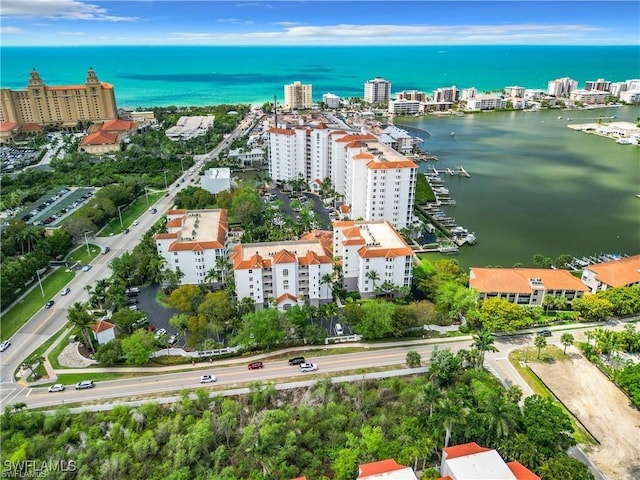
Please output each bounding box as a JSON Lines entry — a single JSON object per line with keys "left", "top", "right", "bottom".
{"left": 335, "top": 323, "right": 344, "bottom": 335}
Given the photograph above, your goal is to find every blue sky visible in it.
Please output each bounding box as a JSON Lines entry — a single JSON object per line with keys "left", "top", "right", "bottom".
{"left": 1, "top": 1, "right": 638, "bottom": 46}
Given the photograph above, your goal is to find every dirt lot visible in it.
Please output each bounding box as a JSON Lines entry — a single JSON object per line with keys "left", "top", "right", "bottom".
{"left": 529, "top": 348, "right": 640, "bottom": 480}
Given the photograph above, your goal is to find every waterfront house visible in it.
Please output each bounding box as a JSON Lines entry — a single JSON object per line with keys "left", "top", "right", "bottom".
{"left": 581, "top": 254, "right": 640, "bottom": 293}
{"left": 469, "top": 268, "right": 588, "bottom": 306}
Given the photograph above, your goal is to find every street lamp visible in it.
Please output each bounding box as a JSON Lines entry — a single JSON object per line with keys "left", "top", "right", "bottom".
{"left": 83, "top": 231, "right": 93, "bottom": 256}
{"left": 180, "top": 158, "right": 184, "bottom": 172}
{"left": 144, "top": 186, "right": 150, "bottom": 204}
{"left": 35, "top": 269, "right": 45, "bottom": 298}
{"left": 163, "top": 170, "right": 169, "bottom": 190}
{"left": 117, "top": 205, "right": 125, "bottom": 228}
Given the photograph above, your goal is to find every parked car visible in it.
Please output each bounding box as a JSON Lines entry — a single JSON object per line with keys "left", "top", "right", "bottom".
{"left": 126, "top": 298, "right": 139, "bottom": 306}
{"left": 75, "top": 380, "right": 95, "bottom": 390}
{"left": 168, "top": 334, "right": 178, "bottom": 345}
{"left": 155, "top": 328, "right": 167, "bottom": 338}
{"left": 60, "top": 287, "right": 71, "bottom": 296}
{"left": 247, "top": 361, "right": 264, "bottom": 370}
{"left": 81, "top": 264, "right": 92, "bottom": 272}
{"left": 0, "top": 340, "right": 10, "bottom": 352}
{"left": 200, "top": 374, "right": 216, "bottom": 383}
{"left": 45, "top": 300, "right": 55, "bottom": 309}
{"left": 48, "top": 384, "right": 65, "bottom": 393}
{"left": 335, "top": 323, "right": 344, "bottom": 335}
{"left": 288, "top": 356, "right": 306, "bottom": 366}
{"left": 537, "top": 329, "right": 552, "bottom": 337}
{"left": 300, "top": 363, "right": 318, "bottom": 372}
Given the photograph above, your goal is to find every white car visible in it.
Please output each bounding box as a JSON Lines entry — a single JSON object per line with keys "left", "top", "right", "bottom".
{"left": 132, "top": 220, "right": 140, "bottom": 226}
{"left": 0, "top": 340, "right": 10, "bottom": 352}
{"left": 60, "top": 287, "right": 71, "bottom": 296}
{"left": 200, "top": 374, "right": 216, "bottom": 383}
{"left": 48, "top": 384, "right": 65, "bottom": 393}
{"left": 155, "top": 328, "right": 167, "bottom": 338}
{"left": 81, "top": 264, "right": 92, "bottom": 272}
{"left": 299, "top": 363, "right": 318, "bottom": 372}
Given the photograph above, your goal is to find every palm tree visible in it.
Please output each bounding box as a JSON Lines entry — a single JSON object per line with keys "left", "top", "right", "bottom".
{"left": 67, "top": 302, "right": 96, "bottom": 354}
{"left": 560, "top": 332, "right": 575, "bottom": 355}
{"left": 484, "top": 393, "right": 517, "bottom": 444}
{"left": 534, "top": 335, "right": 547, "bottom": 359}
{"left": 437, "top": 394, "right": 467, "bottom": 448}
{"left": 365, "top": 270, "right": 380, "bottom": 294}
{"left": 320, "top": 273, "right": 334, "bottom": 299}
{"left": 471, "top": 330, "right": 499, "bottom": 369}
{"left": 422, "top": 381, "right": 442, "bottom": 418}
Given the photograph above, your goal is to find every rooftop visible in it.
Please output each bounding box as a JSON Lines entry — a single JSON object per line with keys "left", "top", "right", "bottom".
{"left": 469, "top": 268, "right": 589, "bottom": 293}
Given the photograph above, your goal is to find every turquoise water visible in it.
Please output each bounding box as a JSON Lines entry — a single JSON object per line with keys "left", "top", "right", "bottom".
{"left": 1, "top": 45, "right": 639, "bottom": 107}
{"left": 1, "top": 45, "right": 638, "bottom": 266}
{"left": 400, "top": 106, "right": 640, "bottom": 268}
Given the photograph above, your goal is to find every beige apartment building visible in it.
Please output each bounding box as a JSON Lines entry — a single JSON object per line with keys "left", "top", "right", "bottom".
{"left": 284, "top": 81, "right": 313, "bottom": 110}
{"left": 0, "top": 68, "right": 117, "bottom": 128}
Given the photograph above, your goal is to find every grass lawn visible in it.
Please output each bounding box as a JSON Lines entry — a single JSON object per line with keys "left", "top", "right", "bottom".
{"left": 66, "top": 243, "right": 100, "bottom": 266}
{"left": 98, "top": 191, "right": 165, "bottom": 237}
{"left": 415, "top": 173, "right": 436, "bottom": 204}
{"left": 508, "top": 346, "right": 596, "bottom": 445}
{"left": 48, "top": 371, "right": 159, "bottom": 386}
{"left": 1, "top": 268, "right": 75, "bottom": 342}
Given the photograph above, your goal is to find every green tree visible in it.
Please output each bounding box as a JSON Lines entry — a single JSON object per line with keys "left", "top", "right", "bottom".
{"left": 479, "top": 297, "right": 529, "bottom": 332}
{"left": 355, "top": 301, "right": 395, "bottom": 340}
{"left": 471, "top": 330, "right": 498, "bottom": 369}
{"left": 422, "top": 381, "right": 442, "bottom": 418}
{"left": 406, "top": 350, "right": 422, "bottom": 368}
{"left": 572, "top": 294, "right": 613, "bottom": 320}
{"left": 429, "top": 348, "right": 462, "bottom": 387}
{"left": 95, "top": 340, "right": 123, "bottom": 365}
{"left": 534, "top": 335, "right": 547, "bottom": 359}
{"left": 120, "top": 330, "right": 156, "bottom": 364}
{"left": 560, "top": 332, "right": 574, "bottom": 355}
{"left": 167, "top": 284, "right": 202, "bottom": 313}
{"left": 522, "top": 395, "right": 575, "bottom": 458}
{"left": 67, "top": 302, "right": 96, "bottom": 354}
{"left": 538, "top": 455, "right": 595, "bottom": 480}
{"left": 231, "top": 308, "right": 285, "bottom": 350}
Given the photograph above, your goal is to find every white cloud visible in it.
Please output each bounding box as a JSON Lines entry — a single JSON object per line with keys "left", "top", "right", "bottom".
{"left": 1, "top": 0, "right": 139, "bottom": 22}
{"left": 57, "top": 31, "right": 85, "bottom": 35}
{"left": 168, "top": 22, "right": 604, "bottom": 45}
{"left": 0, "top": 26, "right": 24, "bottom": 34}
{"left": 216, "top": 18, "right": 254, "bottom": 25}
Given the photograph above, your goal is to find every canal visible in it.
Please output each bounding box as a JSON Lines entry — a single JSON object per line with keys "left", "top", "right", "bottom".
{"left": 398, "top": 105, "right": 640, "bottom": 269}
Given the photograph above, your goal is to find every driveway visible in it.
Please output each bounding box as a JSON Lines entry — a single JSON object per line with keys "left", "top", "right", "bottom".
{"left": 137, "top": 284, "right": 180, "bottom": 336}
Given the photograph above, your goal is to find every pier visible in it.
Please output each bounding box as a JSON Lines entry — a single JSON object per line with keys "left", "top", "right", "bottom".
{"left": 414, "top": 167, "right": 477, "bottom": 252}
{"left": 432, "top": 166, "right": 470, "bottom": 177}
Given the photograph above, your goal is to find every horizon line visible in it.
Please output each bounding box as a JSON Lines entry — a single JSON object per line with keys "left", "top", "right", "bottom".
{"left": 2, "top": 43, "right": 639, "bottom": 48}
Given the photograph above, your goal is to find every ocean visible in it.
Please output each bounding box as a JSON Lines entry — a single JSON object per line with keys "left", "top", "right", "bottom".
{"left": 1, "top": 45, "right": 639, "bottom": 266}
{"left": 1, "top": 45, "right": 639, "bottom": 107}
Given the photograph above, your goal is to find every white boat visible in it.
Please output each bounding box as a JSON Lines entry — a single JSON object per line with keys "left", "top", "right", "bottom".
{"left": 616, "top": 138, "right": 634, "bottom": 145}
{"left": 450, "top": 132, "right": 455, "bottom": 137}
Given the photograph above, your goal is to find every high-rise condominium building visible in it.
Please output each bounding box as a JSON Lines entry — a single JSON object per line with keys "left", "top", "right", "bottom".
{"left": 267, "top": 125, "right": 418, "bottom": 230}
{"left": 584, "top": 78, "right": 612, "bottom": 92}
{"left": 364, "top": 77, "right": 391, "bottom": 104}
{"left": 0, "top": 68, "right": 117, "bottom": 127}
{"left": 547, "top": 77, "right": 577, "bottom": 97}
{"left": 284, "top": 81, "right": 313, "bottom": 110}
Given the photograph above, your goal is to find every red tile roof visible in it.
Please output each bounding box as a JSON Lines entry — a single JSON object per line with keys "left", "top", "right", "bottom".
{"left": 101, "top": 118, "right": 137, "bottom": 133}
{"left": 507, "top": 461, "right": 540, "bottom": 480}
{"left": 443, "top": 442, "right": 491, "bottom": 460}
{"left": 367, "top": 160, "right": 418, "bottom": 169}
{"left": 586, "top": 254, "right": 640, "bottom": 288}
{"left": 358, "top": 459, "right": 408, "bottom": 478}
{"left": 267, "top": 127, "right": 296, "bottom": 135}
{"left": 90, "top": 319, "right": 115, "bottom": 333}
{"left": 470, "top": 268, "right": 589, "bottom": 294}
{"left": 20, "top": 123, "right": 44, "bottom": 132}
{"left": 273, "top": 249, "right": 297, "bottom": 264}
{"left": 276, "top": 292, "right": 298, "bottom": 304}
{"left": 80, "top": 131, "right": 119, "bottom": 146}
{"left": 0, "top": 122, "right": 18, "bottom": 132}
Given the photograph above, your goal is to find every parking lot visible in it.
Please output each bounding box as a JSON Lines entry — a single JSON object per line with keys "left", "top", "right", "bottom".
{"left": 265, "top": 188, "right": 335, "bottom": 229}
{"left": 16, "top": 186, "right": 95, "bottom": 226}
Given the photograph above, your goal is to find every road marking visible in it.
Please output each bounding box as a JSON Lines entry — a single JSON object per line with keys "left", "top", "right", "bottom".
{"left": 25, "top": 388, "right": 32, "bottom": 398}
